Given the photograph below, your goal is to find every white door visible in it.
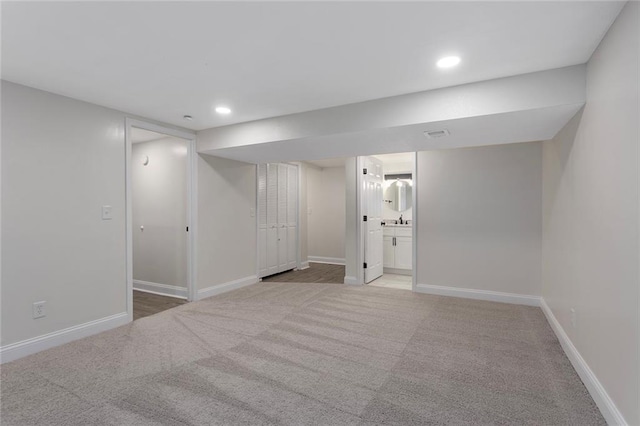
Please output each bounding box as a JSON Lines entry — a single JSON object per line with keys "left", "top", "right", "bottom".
{"left": 362, "top": 157, "right": 384, "bottom": 283}
{"left": 266, "top": 163, "right": 279, "bottom": 276}
{"left": 277, "top": 164, "right": 288, "bottom": 272}
{"left": 258, "top": 164, "right": 268, "bottom": 277}
{"left": 286, "top": 164, "right": 298, "bottom": 269}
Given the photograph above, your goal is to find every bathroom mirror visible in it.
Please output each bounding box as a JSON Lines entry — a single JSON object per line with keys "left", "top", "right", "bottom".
{"left": 384, "top": 178, "right": 412, "bottom": 212}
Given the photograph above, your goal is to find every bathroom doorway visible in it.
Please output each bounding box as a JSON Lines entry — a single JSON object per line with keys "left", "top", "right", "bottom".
{"left": 358, "top": 152, "right": 416, "bottom": 291}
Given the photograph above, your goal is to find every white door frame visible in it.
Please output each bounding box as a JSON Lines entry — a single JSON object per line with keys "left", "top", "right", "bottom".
{"left": 356, "top": 153, "right": 418, "bottom": 290}
{"left": 124, "top": 118, "right": 198, "bottom": 322}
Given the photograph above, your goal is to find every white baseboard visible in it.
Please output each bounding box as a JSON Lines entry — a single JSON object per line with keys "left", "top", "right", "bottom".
{"left": 197, "top": 275, "right": 258, "bottom": 300}
{"left": 133, "top": 280, "right": 188, "bottom": 299}
{"left": 0, "top": 312, "right": 129, "bottom": 364}
{"left": 540, "top": 299, "right": 627, "bottom": 426}
{"left": 344, "top": 275, "right": 360, "bottom": 285}
{"left": 308, "top": 256, "right": 345, "bottom": 266}
{"left": 299, "top": 261, "right": 310, "bottom": 270}
{"left": 415, "top": 283, "right": 541, "bottom": 307}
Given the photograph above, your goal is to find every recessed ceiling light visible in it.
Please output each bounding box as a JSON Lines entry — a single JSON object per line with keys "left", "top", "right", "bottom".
{"left": 215, "top": 106, "right": 232, "bottom": 115}
{"left": 183, "top": 115, "right": 193, "bottom": 121}
{"left": 436, "top": 56, "right": 461, "bottom": 68}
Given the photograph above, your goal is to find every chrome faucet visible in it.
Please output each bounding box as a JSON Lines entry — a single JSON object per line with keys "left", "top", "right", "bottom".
{"left": 399, "top": 214, "right": 403, "bottom": 225}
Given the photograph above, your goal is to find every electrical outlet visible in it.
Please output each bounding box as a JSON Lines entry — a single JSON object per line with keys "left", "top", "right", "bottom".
{"left": 249, "top": 208, "right": 256, "bottom": 217}
{"left": 33, "top": 301, "right": 46, "bottom": 319}
{"left": 570, "top": 308, "right": 576, "bottom": 328}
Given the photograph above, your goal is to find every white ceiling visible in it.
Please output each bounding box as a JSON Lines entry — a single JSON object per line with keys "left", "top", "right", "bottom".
{"left": 374, "top": 152, "right": 416, "bottom": 165}
{"left": 206, "top": 103, "right": 582, "bottom": 164}
{"left": 305, "top": 158, "right": 347, "bottom": 169}
{"left": 305, "top": 152, "right": 415, "bottom": 169}
{"left": 1, "top": 2, "right": 623, "bottom": 131}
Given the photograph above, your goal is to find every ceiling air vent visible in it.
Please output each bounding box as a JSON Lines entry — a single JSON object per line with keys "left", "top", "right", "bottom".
{"left": 424, "top": 129, "right": 450, "bottom": 139}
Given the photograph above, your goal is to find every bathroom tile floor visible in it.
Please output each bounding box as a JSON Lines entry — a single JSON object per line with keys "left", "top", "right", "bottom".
{"left": 369, "top": 273, "right": 413, "bottom": 290}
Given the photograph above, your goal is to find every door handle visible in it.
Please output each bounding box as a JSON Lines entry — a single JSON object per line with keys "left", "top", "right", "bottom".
{"left": 393, "top": 237, "right": 396, "bottom": 246}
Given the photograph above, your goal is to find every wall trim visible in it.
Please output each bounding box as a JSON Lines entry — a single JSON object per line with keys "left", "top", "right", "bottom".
{"left": 540, "top": 299, "right": 627, "bottom": 426}
{"left": 344, "top": 275, "right": 360, "bottom": 285}
{"left": 415, "top": 283, "right": 541, "bottom": 307}
{"left": 197, "top": 275, "right": 258, "bottom": 301}
{"left": 299, "top": 261, "right": 310, "bottom": 270}
{"left": 133, "top": 280, "right": 188, "bottom": 299}
{"left": 0, "top": 312, "right": 129, "bottom": 364}
{"left": 308, "top": 256, "right": 345, "bottom": 265}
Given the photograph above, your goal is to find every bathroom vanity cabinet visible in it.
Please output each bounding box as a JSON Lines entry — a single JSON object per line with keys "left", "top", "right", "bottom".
{"left": 383, "top": 225, "right": 412, "bottom": 274}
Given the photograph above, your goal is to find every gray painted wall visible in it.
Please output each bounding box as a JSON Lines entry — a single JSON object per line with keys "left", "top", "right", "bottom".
{"left": 417, "top": 142, "right": 543, "bottom": 297}
{"left": 1, "top": 81, "right": 129, "bottom": 345}
{"left": 132, "top": 137, "right": 188, "bottom": 289}
{"left": 197, "top": 154, "right": 257, "bottom": 292}
{"left": 541, "top": 2, "right": 639, "bottom": 423}
{"left": 307, "top": 166, "right": 346, "bottom": 261}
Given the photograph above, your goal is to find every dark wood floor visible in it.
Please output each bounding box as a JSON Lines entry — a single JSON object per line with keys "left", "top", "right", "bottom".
{"left": 133, "top": 290, "right": 187, "bottom": 320}
{"left": 262, "top": 262, "right": 345, "bottom": 284}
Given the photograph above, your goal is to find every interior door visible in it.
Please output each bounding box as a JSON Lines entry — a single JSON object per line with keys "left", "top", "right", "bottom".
{"left": 266, "top": 163, "right": 279, "bottom": 276}
{"left": 277, "top": 164, "right": 288, "bottom": 272}
{"left": 362, "top": 156, "right": 384, "bottom": 283}
{"left": 258, "top": 164, "right": 268, "bottom": 277}
{"left": 286, "top": 164, "right": 298, "bottom": 269}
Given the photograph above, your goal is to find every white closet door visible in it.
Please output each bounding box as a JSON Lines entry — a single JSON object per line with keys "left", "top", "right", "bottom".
{"left": 286, "top": 164, "right": 298, "bottom": 269}
{"left": 266, "top": 163, "right": 279, "bottom": 276}
{"left": 258, "top": 164, "right": 268, "bottom": 277}
{"left": 277, "top": 164, "right": 288, "bottom": 271}
{"left": 257, "top": 162, "right": 299, "bottom": 278}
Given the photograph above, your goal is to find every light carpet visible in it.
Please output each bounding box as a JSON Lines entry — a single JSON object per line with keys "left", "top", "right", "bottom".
{"left": 1, "top": 282, "right": 604, "bottom": 425}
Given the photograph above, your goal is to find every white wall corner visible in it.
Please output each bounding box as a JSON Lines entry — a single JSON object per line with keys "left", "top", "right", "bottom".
{"left": 308, "top": 256, "right": 345, "bottom": 266}
{"left": 415, "top": 284, "right": 541, "bottom": 307}
{"left": 196, "top": 275, "right": 258, "bottom": 301}
{"left": 133, "top": 280, "right": 188, "bottom": 299}
{"left": 540, "top": 299, "right": 628, "bottom": 426}
{"left": 0, "top": 312, "right": 129, "bottom": 364}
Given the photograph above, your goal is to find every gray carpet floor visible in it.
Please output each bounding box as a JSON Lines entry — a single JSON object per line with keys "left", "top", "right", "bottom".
{"left": 1, "top": 282, "right": 604, "bottom": 425}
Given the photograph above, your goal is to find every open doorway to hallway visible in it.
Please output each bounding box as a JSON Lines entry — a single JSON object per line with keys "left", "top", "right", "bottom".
{"left": 126, "top": 122, "right": 196, "bottom": 320}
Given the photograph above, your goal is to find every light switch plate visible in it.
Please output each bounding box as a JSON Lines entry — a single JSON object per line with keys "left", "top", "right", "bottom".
{"left": 250, "top": 208, "right": 255, "bottom": 217}
{"left": 102, "top": 205, "right": 113, "bottom": 220}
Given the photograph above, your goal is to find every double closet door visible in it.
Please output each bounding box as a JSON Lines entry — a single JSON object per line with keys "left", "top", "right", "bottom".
{"left": 258, "top": 163, "right": 298, "bottom": 278}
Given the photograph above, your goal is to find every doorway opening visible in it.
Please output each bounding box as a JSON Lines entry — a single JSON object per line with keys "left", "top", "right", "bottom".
{"left": 256, "top": 152, "right": 416, "bottom": 291}
{"left": 125, "top": 119, "right": 196, "bottom": 321}
{"left": 360, "top": 153, "right": 416, "bottom": 291}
